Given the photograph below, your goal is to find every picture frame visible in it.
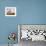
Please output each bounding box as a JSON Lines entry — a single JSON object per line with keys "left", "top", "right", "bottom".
{"left": 5, "top": 7, "right": 16, "bottom": 16}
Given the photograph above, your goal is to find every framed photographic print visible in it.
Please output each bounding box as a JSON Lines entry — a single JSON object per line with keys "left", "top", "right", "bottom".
{"left": 5, "top": 7, "right": 16, "bottom": 16}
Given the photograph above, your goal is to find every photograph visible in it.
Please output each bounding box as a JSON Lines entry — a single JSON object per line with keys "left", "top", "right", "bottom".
{"left": 5, "top": 7, "right": 16, "bottom": 16}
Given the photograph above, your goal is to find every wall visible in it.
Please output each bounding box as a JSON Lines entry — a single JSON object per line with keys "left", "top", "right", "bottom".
{"left": 0, "top": 0, "right": 46, "bottom": 44}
